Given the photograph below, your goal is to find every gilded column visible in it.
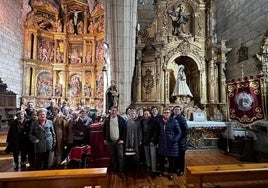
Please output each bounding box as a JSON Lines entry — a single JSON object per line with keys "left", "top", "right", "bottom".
{"left": 83, "top": 9, "right": 88, "bottom": 34}
{"left": 136, "top": 46, "right": 143, "bottom": 102}
{"left": 218, "top": 40, "right": 231, "bottom": 103}
{"left": 31, "top": 67, "right": 36, "bottom": 97}
{"left": 208, "top": 59, "right": 216, "bottom": 103}
{"left": 33, "top": 33, "right": 38, "bottom": 60}
{"left": 25, "top": 66, "right": 31, "bottom": 96}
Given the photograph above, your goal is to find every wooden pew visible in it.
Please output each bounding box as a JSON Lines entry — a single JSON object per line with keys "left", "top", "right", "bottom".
{"left": 0, "top": 167, "right": 107, "bottom": 188}
{"left": 186, "top": 163, "right": 268, "bottom": 188}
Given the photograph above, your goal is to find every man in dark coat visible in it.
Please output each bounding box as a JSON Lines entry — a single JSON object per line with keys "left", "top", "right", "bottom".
{"left": 103, "top": 106, "right": 126, "bottom": 178}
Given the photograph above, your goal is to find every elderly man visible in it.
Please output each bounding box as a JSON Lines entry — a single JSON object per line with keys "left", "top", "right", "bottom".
{"left": 103, "top": 106, "right": 126, "bottom": 178}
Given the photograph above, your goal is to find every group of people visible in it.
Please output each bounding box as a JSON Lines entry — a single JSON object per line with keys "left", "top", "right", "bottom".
{"left": 6, "top": 100, "right": 96, "bottom": 171}
{"left": 103, "top": 105, "right": 189, "bottom": 180}
{"left": 6, "top": 100, "right": 189, "bottom": 181}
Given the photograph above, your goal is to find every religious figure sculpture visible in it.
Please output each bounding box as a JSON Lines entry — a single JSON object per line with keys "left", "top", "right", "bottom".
{"left": 106, "top": 80, "right": 119, "bottom": 112}
{"left": 168, "top": 4, "right": 190, "bottom": 36}
{"left": 172, "top": 64, "right": 193, "bottom": 99}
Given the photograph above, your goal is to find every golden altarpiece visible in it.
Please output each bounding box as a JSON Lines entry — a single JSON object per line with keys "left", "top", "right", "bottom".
{"left": 22, "top": 0, "right": 104, "bottom": 109}
{"left": 134, "top": 0, "right": 231, "bottom": 120}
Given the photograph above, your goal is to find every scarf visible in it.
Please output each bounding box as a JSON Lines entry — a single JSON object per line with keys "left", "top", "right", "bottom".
{"left": 39, "top": 118, "right": 46, "bottom": 127}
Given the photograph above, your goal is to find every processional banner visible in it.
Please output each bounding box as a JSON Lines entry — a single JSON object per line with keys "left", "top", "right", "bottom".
{"left": 227, "top": 78, "right": 264, "bottom": 125}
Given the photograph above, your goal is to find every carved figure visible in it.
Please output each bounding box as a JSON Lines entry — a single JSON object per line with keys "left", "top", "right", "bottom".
{"left": 168, "top": 4, "right": 190, "bottom": 36}
{"left": 106, "top": 80, "right": 119, "bottom": 111}
{"left": 54, "top": 82, "right": 62, "bottom": 96}
{"left": 172, "top": 64, "right": 193, "bottom": 97}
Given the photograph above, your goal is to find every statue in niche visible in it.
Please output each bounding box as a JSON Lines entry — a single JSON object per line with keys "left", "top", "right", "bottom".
{"left": 70, "top": 49, "right": 81, "bottom": 64}
{"left": 67, "top": 19, "right": 74, "bottom": 34}
{"left": 54, "top": 82, "right": 62, "bottom": 97}
{"left": 172, "top": 64, "right": 193, "bottom": 102}
{"left": 77, "top": 20, "right": 84, "bottom": 34}
{"left": 55, "top": 19, "right": 62, "bottom": 33}
{"left": 106, "top": 80, "right": 119, "bottom": 111}
{"left": 88, "top": 20, "right": 94, "bottom": 34}
{"left": 84, "top": 82, "right": 92, "bottom": 97}
{"left": 168, "top": 4, "right": 190, "bottom": 36}
{"left": 69, "top": 74, "right": 82, "bottom": 97}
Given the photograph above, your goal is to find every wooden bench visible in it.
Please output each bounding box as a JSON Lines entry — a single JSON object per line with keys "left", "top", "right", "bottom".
{"left": 186, "top": 163, "right": 268, "bottom": 188}
{"left": 0, "top": 167, "right": 107, "bottom": 188}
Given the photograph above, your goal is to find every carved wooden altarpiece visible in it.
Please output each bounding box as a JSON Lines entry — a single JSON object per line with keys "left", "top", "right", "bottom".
{"left": 23, "top": 0, "right": 104, "bottom": 109}
{"left": 134, "top": 0, "right": 231, "bottom": 120}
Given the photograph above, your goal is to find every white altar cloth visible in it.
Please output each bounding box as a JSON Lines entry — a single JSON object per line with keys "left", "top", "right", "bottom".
{"left": 187, "top": 121, "right": 226, "bottom": 128}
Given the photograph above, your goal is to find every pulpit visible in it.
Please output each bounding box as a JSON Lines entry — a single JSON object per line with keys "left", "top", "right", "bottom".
{"left": 87, "top": 122, "right": 110, "bottom": 168}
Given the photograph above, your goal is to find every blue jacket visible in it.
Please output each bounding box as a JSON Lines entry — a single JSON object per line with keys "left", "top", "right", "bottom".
{"left": 174, "top": 114, "right": 189, "bottom": 150}
{"left": 158, "top": 116, "right": 181, "bottom": 157}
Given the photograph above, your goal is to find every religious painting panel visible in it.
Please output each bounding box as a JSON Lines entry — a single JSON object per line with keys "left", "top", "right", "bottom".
{"left": 86, "top": 40, "right": 94, "bottom": 64}
{"left": 38, "top": 38, "right": 55, "bottom": 63}
{"left": 69, "top": 73, "right": 82, "bottom": 98}
{"left": 54, "top": 40, "right": 64, "bottom": 63}
{"left": 54, "top": 71, "right": 64, "bottom": 97}
{"left": 141, "top": 67, "right": 156, "bottom": 101}
{"left": 36, "top": 71, "right": 53, "bottom": 97}
{"left": 69, "top": 43, "right": 83, "bottom": 64}
{"left": 95, "top": 40, "right": 104, "bottom": 63}
{"left": 95, "top": 71, "right": 104, "bottom": 98}
{"left": 84, "top": 70, "right": 93, "bottom": 97}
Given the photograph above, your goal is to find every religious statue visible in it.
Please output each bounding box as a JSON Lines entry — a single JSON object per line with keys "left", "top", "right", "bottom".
{"left": 168, "top": 4, "right": 190, "bottom": 36}
{"left": 106, "top": 80, "right": 119, "bottom": 112}
{"left": 172, "top": 64, "right": 193, "bottom": 98}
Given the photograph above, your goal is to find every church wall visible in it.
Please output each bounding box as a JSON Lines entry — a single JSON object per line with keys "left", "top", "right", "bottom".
{"left": 216, "top": 0, "right": 268, "bottom": 80}
{"left": 0, "top": 0, "right": 24, "bottom": 107}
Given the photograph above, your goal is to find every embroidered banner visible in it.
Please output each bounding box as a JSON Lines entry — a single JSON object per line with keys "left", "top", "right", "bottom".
{"left": 227, "top": 78, "right": 264, "bottom": 125}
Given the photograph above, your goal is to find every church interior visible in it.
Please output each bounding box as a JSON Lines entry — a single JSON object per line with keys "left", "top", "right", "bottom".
{"left": 0, "top": 0, "right": 268, "bottom": 187}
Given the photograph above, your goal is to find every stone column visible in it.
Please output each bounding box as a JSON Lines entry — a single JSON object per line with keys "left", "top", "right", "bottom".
{"left": 105, "top": 0, "right": 137, "bottom": 112}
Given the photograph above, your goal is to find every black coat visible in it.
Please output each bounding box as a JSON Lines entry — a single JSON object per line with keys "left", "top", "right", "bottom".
{"left": 6, "top": 118, "right": 28, "bottom": 152}
{"left": 140, "top": 117, "right": 159, "bottom": 146}
{"left": 103, "top": 115, "right": 126, "bottom": 142}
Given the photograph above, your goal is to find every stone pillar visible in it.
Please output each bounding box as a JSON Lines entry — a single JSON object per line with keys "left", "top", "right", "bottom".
{"left": 105, "top": 0, "right": 138, "bottom": 112}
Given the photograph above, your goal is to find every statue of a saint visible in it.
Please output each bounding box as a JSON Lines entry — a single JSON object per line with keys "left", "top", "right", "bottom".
{"left": 168, "top": 4, "right": 190, "bottom": 36}
{"left": 172, "top": 64, "right": 193, "bottom": 97}
{"left": 106, "top": 80, "right": 119, "bottom": 111}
